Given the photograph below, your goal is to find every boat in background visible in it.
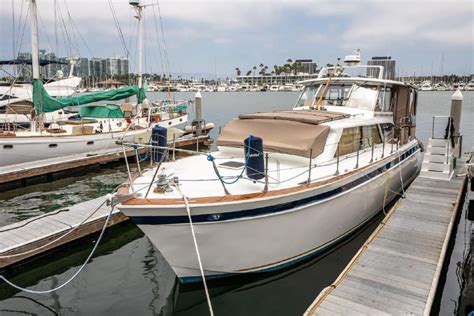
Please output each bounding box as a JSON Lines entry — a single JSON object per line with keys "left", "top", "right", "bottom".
{"left": 118, "top": 50, "right": 422, "bottom": 282}
{"left": 420, "top": 80, "right": 433, "bottom": 91}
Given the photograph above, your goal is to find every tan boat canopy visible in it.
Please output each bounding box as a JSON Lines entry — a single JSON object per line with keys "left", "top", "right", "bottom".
{"left": 217, "top": 110, "right": 348, "bottom": 158}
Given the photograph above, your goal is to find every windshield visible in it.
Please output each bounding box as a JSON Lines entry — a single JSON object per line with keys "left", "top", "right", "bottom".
{"left": 295, "top": 83, "right": 353, "bottom": 108}
{"left": 295, "top": 85, "right": 320, "bottom": 108}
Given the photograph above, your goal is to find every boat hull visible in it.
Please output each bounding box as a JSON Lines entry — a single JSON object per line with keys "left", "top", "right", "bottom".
{"left": 0, "top": 129, "right": 149, "bottom": 167}
{"left": 120, "top": 144, "right": 422, "bottom": 282}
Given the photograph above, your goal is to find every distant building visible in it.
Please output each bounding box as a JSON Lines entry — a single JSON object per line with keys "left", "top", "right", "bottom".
{"left": 367, "top": 56, "right": 396, "bottom": 80}
{"left": 295, "top": 59, "right": 317, "bottom": 74}
{"left": 16, "top": 52, "right": 32, "bottom": 79}
{"left": 15, "top": 50, "right": 129, "bottom": 81}
{"left": 236, "top": 73, "right": 319, "bottom": 86}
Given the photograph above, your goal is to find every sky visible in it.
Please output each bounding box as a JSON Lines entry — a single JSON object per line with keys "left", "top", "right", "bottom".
{"left": 0, "top": 0, "right": 473, "bottom": 78}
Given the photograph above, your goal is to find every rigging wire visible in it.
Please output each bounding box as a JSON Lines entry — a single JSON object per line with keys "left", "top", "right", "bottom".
{"left": 107, "top": 0, "right": 131, "bottom": 59}
{"left": 155, "top": 0, "right": 172, "bottom": 78}
{"left": 150, "top": 2, "right": 166, "bottom": 76}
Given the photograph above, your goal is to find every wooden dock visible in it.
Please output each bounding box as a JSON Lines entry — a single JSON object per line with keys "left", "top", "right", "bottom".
{"left": 0, "top": 196, "right": 127, "bottom": 269}
{"left": 0, "top": 134, "right": 211, "bottom": 189}
{"left": 305, "top": 160, "right": 469, "bottom": 315}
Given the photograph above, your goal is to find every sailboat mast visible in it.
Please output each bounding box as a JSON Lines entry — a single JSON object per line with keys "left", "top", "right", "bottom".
{"left": 137, "top": 3, "right": 144, "bottom": 90}
{"left": 29, "top": 0, "right": 40, "bottom": 80}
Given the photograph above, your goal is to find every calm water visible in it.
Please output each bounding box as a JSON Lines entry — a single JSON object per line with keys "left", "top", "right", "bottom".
{"left": 0, "top": 91, "right": 472, "bottom": 315}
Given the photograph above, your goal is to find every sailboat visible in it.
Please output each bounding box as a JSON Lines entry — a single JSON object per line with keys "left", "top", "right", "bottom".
{"left": 0, "top": 0, "right": 153, "bottom": 167}
{"left": 117, "top": 50, "right": 422, "bottom": 282}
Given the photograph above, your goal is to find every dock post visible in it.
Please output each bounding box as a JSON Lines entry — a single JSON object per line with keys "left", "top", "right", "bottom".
{"left": 450, "top": 89, "right": 463, "bottom": 158}
{"left": 195, "top": 91, "right": 202, "bottom": 152}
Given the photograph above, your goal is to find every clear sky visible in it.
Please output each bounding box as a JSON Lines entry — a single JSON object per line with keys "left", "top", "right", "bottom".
{"left": 1, "top": 0, "right": 472, "bottom": 78}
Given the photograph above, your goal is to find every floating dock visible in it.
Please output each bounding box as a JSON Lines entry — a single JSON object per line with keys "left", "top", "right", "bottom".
{"left": 0, "top": 196, "right": 124, "bottom": 269}
{"left": 0, "top": 134, "right": 211, "bottom": 190}
{"left": 305, "top": 157, "right": 470, "bottom": 315}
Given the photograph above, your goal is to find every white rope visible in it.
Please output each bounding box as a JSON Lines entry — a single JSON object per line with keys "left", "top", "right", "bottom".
{"left": 174, "top": 184, "right": 214, "bottom": 316}
{"left": 0, "top": 202, "right": 116, "bottom": 294}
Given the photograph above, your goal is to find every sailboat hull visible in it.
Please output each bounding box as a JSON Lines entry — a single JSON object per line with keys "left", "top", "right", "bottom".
{"left": 120, "top": 143, "right": 422, "bottom": 282}
{"left": 0, "top": 129, "right": 149, "bottom": 167}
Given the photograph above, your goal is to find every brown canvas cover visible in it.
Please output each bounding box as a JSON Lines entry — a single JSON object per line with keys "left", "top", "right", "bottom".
{"left": 217, "top": 113, "right": 332, "bottom": 158}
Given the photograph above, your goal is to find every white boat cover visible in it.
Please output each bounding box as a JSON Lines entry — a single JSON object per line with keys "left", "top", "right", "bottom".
{"left": 217, "top": 110, "right": 345, "bottom": 158}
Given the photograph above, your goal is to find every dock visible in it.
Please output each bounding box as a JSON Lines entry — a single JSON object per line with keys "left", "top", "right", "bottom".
{"left": 305, "top": 158, "right": 470, "bottom": 315}
{"left": 0, "top": 196, "right": 125, "bottom": 269}
{"left": 0, "top": 134, "right": 211, "bottom": 190}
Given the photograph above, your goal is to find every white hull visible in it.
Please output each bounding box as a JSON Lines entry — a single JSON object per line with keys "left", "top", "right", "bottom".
{"left": 120, "top": 145, "right": 422, "bottom": 282}
{"left": 153, "top": 114, "right": 188, "bottom": 130}
{"left": 0, "top": 129, "right": 149, "bottom": 167}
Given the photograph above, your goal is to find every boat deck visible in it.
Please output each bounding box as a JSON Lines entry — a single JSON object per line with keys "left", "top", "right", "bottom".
{"left": 304, "top": 158, "right": 469, "bottom": 315}
{"left": 0, "top": 135, "right": 210, "bottom": 190}
{"left": 0, "top": 196, "right": 125, "bottom": 269}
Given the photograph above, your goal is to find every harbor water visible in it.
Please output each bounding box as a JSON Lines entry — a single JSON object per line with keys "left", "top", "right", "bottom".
{"left": 0, "top": 91, "right": 472, "bottom": 315}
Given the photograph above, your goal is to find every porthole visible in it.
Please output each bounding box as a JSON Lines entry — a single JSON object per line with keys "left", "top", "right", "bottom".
{"left": 168, "top": 122, "right": 172, "bottom": 125}
{"left": 87, "top": 141, "right": 94, "bottom": 145}
{"left": 3, "top": 144, "right": 13, "bottom": 149}
{"left": 49, "top": 144, "right": 58, "bottom": 148}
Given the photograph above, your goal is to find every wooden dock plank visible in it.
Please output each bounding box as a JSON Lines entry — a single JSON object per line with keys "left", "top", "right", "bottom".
{"left": 0, "top": 195, "right": 127, "bottom": 268}
{"left": 306, "top": 158, "right": 468, "bottom": 316}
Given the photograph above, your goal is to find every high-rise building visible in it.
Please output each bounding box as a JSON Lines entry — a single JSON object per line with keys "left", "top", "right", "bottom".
{"left": 15, "top": 50, "right": 129, "bottom": 82}
{"left": 367, "top": 56, "right": 396, "bottom": 80}
{"left": 295, "top": 59, "right": 317, "bottom": 74}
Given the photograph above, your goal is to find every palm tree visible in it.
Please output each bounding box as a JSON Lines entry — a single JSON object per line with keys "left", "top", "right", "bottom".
{"left": 235, "top": 67, "right": 241, "bottom": 76}
{"left": 252, "top": 66, "right": 257, "bottom": 85}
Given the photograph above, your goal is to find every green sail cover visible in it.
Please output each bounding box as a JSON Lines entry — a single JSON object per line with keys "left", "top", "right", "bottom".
{"left": 79, "top": 104, "right": 125, "bottom": 118}
{"left": 33, "top": 79, "right": 146, "bottom": 113}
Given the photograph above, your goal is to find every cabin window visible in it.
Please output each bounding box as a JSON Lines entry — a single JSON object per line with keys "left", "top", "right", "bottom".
{"left": 361, "top": 125, "right": 382, "bottom": 148}
{"left": 49, "top": 144, "right": 58, "bottom": 148}
{"left": 337, "top": 125, "right": 382, "bottom": 156}
{"left": 337, "top": 127, "right": 362, "bottom": 156}
{"left": 87, "top": 141, "right": 94, "bottom": 145}
{"left": 375, "top": 87, "right": 393, "bottom": 112}
{"left": 3, "top": 144, "right": 13, "bottom": 149}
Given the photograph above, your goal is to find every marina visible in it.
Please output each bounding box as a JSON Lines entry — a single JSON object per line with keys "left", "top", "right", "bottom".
{"left": 0, "top": 0, "right": 473, "bottom": 315}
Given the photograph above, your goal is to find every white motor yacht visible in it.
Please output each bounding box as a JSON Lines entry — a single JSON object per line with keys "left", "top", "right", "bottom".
{"left": 117, "top": 53, "right": 422, "bottom": 282}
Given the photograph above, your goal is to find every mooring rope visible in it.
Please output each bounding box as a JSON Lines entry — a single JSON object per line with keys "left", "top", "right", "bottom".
{"left": 174, "top": 184, "right": 214, "bottom": 316}
{"left": 0, "top": 201, "right": 116, "bottom": 294}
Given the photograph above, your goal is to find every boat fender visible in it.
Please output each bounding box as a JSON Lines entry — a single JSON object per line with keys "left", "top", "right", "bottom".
{"left": 151, "top": 125, "right": 167, "bottom": 163}
{"left": 244, "top": 135, "right": 265, "bottom": 180}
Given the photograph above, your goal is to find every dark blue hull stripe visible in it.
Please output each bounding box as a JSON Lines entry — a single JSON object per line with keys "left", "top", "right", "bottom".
{"left": 129, "top": 145, "right": 419, "bottom": 225}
